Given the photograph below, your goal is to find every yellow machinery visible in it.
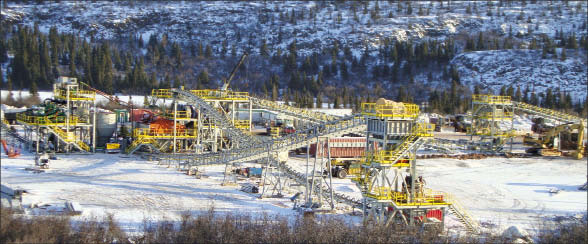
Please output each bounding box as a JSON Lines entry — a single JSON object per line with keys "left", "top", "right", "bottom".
{"left": 15, "top": 77, "right": 96, "bottom": 153}
{"left": 106, "top": 141, "right": 121, "bottom": 153}
{"left": 524, "top": 123, "right": 586, "bottom": 159}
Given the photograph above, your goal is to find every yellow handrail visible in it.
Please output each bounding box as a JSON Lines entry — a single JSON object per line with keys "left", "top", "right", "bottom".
{"left": 162, "top": 110, "right": 195, "bottom": 120}
{"left": 190, "top": 89, "right": 249, "bottom": 101}
{"left": 133, "top": 128, "right": 198, "bottom": 138}
{"left": 16, "top": 113, "right": 88, "bottom": 125}
{"left": 53, "top": 88, "right": 96, "bottom": 101}
{"left": 152, "top": 89, "right": 173, "bottom": 98}
{"left": 472, "top": 94, "right": 512, "bottom": 104}
{"left": 234, "top": 120, "right": 250, "bottom": 130}
{"left": 361, "top": 102, "right": 420, "bottom": 119}
{"left": 390, "top": 189, "right": 449, "bottom": 206}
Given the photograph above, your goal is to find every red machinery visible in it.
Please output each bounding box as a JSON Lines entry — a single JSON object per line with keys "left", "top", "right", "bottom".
{"left": 149, "top": 117, "right": 186, "bottom": 134}
{"left": 1, "top": 139, "right": 21, "bottom": 158}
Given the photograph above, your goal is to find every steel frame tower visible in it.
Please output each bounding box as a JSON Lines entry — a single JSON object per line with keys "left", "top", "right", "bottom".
{"left": 468, "top": 94, "right": 515, "bottom": 151}
{"left": 16, "top": 77, "right": 96, "bottom": 154}
{"left": 353, "top": 102, "right": 450, "bottom": 229}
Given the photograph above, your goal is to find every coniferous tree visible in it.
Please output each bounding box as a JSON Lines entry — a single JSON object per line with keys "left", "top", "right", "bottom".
{"left": 205, "top": 44, "right": 213, "bottom": 58}
{"left": 30, "top": 81, "right": 38, "bottom": 96}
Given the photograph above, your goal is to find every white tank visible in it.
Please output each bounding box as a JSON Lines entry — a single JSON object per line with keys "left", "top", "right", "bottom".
{"left": 96, "top": 112, "right": 117, "bottom": 146}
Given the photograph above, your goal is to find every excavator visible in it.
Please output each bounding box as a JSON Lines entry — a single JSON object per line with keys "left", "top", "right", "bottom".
{"left": 523, "top": 123, "right": 586, "bottom": 159}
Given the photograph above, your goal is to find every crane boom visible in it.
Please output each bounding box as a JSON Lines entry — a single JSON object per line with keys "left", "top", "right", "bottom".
{"left": 221, "top": 52, "right": 248, "bottom": 91}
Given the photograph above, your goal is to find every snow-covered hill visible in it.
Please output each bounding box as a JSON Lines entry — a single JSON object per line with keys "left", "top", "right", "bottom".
{"left": 452, "top": 49, "right": 587, "bottom": 100}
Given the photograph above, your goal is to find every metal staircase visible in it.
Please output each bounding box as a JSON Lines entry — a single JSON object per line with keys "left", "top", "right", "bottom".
{"left": 47, "top": 126, "right": 90, "bottom": 152}
{"left": 172, "top": 88, "right": 259, "bottom": 148}
{"left": 446, "top": 194, "right": 480, "bottom": 234}
{"left": 248, "top": 97, "right": 337, "bottom": 123}
{"left": 126, "top": 138, "right": 160, "bottom": 154}
{"left": 373, "top": 124, "right": 433, "bottom": 166}
{"left": 514, "top": 101, "right": 585, "bottom": 125}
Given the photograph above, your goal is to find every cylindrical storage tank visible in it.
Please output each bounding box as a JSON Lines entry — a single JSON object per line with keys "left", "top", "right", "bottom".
{"left": 96, "top": 112, "right": 117, "bottom": 147}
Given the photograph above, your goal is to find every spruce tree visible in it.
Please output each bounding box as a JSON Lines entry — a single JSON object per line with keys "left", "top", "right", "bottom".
{"left": 205, "top": 45, "right": 213, "bottom": 58}
{"left": 30, "top": 81, "right": 38, "bottom": 96}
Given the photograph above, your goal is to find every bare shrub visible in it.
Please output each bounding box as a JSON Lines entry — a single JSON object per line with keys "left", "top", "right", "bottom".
{"left": 536, "top": 220, "right": 587, "bottom": 243}
{"left": 4, "top": 207, "right": 585, "bottom": 243}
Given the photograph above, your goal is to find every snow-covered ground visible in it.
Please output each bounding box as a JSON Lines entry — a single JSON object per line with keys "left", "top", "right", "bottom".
{"left": 0, "top": 152, "right": 299, "bottom": 234}
{"left": 2, "top": 146, "right": 585, "bottom": 236}
{"left": 420, "top": 157, "right": 586, "bottom": 235}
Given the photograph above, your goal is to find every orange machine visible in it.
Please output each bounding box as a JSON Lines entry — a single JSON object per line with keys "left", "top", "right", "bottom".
{"left": 1, "top": 140, "right": 21, "bottom": 158}
{"left": 149, "top": 118, "right": 186, "bottom": 134}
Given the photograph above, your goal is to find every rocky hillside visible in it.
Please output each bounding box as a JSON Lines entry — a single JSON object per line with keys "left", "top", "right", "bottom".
{"left": 1, "top": 1, "right": 587, "bottom": 108}
{"left": 451, "top": 49, "right": 587, "bottom": 100}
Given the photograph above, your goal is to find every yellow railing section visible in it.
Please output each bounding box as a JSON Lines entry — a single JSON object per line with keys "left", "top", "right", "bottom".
{"left": 190, "top": 89, "right": 249, "bottom": 101}
{"left": 390, "top": 189, "right": 449, "bottom": 206}
{"left": 49, "top": 126, "right": 90, "bottom": 151}
{"left": 152, "top": 89, "right": 173, "bottom": 98}
{"left": 365, "top": 187, "right": 449, "bottom": 205}
{"left": 151, "top": 89, "right": 249, "bottom": 101}
{"left": 361, "top": 103, "right": 420, "bottom": 119}
{"left": 54, "top": 88, "right": 96, "bottom": 101}
{"left": 162, "top": 110, "right": 195, "bottom": 120}
{"left": 233, "top": 120, "right": 250, "bottom": 130}
{"left": 133, "top": 128, "right": 197, "bottom": 139}
{"left": 366, "top": 187, "right": 394, "bottom": 200}
{"left": 16, "top": 113, "right": 88, "bottom": 126}
{"left": 472, "top": 94, "right": 512, "bottom": 104}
